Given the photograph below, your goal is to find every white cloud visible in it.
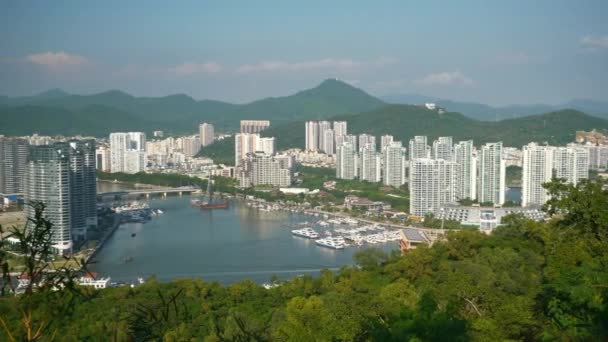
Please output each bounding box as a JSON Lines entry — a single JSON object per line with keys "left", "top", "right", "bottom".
{"left": 415, "top": 71, "right": 473, "bottom": 86}
{"left": 580, "top": 35, "right": 608, "bottom": 50}
{"left": 235, "top": 57, "right": 396, "bottom": 74}
{"left": 25, "top": 51, "right": 89, "bottom": 69}
{"left": 168, "top": 62, "right": 222, "bottom": 75}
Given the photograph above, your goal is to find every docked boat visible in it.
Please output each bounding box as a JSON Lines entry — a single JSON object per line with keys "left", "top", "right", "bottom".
{"left": 315, "top": 236, "right": 346, "bottom": 249}
{"left": 291, "top": 227, "right": 320, "bottom": 239}
{"left": 193, "top": 178, "right": 229, "bottom": 210}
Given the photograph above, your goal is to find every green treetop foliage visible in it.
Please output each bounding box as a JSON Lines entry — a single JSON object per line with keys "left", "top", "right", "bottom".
{"left": 1, "top": 179, "right": 607, "bottom": 340}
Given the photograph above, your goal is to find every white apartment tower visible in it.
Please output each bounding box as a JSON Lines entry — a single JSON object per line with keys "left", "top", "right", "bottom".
{"left": 305, "top": 121, "right": 319, "bottom": 152}
{"left": 333, "top": 121, "right": 347, "bottom": 138}
{"left": 0, "top": 137, "right": 29, "bottom": 194}
{"left": 380, "top": 135, "right": 394, "bottom": 151}
{"left": 432, "top": 136, "right": 453, "bottom": 161}
{"left": 322, "top": 129, "right": 335, "bottom": 155}
{"left": 239, "top": 152, "right": 292, "bottom": 187}
{"left": 553, "top": 145, "right": 589, "bottom": 185}
{"left": 109, "top": 132, "right": 146, "bottom": 174}
{"left": 358, "top": 134, "right": 376, "bottom": 150}
{"left": 522, "top": 143, "right": 554, "bottom": 207}
{"left": 182, "top": 136, "right": 201, "bottom": 157}
{"left": 240, "top": 120, "right": 270, "bottom": 133}
{"left": 383, "top": 141, "right": 407, "bottom": 187}
{"left": 199, "top": 122, "right": 214, "bottom": 147}
{"left": 95, "top": 145, "right": 111, "bottom": 172}
{"left": 454, "top": 140, "right": 477, "bottom": 200}
{"left": 478, "top": 142, "right": 506, "bottom": 205}
{"left": 235, "top": 133, "right": 275, "bottom": 166}
{"left": 409, "top": 136, "right": 430, "bottom": 160}
{"left": 336, "top": 142, "right": 358, "bottom": 180}
{"left": 409, "top": 158, "right": 457, "bottom": 217}
{"left": 318, "top": 121, "right": 332, "bottom": 153}
{"left": 359, "top": 143, "right": 381, "bottom": 182}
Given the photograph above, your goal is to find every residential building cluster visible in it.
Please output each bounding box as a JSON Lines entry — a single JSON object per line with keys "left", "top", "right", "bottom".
{"left": 0, "top": 136, "right": 97, "bottom": 255}
{"left": 235, "top": 120, "right": 295, "bottom": 187}
{"left": 307, "top": 125, "right": 593, "bottom": 217}
{"left": 521, "top": 143, "right": 589, "bottom": 206}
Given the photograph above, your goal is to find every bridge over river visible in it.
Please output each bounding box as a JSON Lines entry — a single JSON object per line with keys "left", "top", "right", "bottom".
{"left": 97, "top": 186, "right": 201, "bottom": 201}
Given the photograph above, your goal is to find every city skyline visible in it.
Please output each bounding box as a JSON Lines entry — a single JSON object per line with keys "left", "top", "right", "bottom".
{"left": 1, "top": 1, "right": 607, "bottom": 105}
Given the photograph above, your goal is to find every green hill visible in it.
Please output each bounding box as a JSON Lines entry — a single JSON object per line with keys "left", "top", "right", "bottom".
{"left": 0, "top": 104, "right": 149, "bottom": 136}
{"left": 264, "top": 105, "right": 608, "bottom": 150}
{"left": 0, "top": 79, "right": 385, "bottom": 136}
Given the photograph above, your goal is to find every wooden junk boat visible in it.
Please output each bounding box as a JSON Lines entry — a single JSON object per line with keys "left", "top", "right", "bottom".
{"left": 191, "top": 178, "right": 229, "bottom": 209}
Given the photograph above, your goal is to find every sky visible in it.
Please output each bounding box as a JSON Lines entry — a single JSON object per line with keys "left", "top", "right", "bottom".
{"left": 1, "top": 0, "right": 607, "bottom": 105}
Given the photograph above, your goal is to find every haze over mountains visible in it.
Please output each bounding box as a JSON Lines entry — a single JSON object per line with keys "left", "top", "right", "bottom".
{"left": 382, "top": 94, "right": 608, "bottom": 121}
{"left": 0, "top": 79, "right": 606, "bottom": 138}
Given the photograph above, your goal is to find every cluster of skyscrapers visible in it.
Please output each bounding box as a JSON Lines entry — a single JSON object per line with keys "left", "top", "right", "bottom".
{"left": 235, "top": 120, "right": 295, "bottom": 187}
{"left": 314, "top": 128, "right": 591, "bottom": 217}
{"left": 101, "top": 122, "right": 217, "bottom": 173}
{"left": 521, "top": 143, "right": 589, "bottom": 206}
{"left": 1, "top": 136, "right": 97, "bottom": 255}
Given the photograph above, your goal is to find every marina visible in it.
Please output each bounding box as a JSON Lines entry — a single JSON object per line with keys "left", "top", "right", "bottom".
{"left": 89, "top": 195, "right": 399, "bottom": 284}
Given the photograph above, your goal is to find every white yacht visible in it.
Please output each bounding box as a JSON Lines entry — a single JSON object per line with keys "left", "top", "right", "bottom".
{"left": 291, "top": 227, "right": 320, "bottom": 239}
{"left": 315, "top": 236, "right": 346, "bottom": 249}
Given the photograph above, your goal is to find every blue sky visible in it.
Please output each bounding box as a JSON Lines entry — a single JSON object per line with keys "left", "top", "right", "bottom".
{"left": 1, "top": 0, "right": 607, "bottom": 105}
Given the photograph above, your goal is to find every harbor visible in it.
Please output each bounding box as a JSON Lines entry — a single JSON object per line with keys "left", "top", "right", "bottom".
{"left": 88, "top": 195, "right": 399, "bottom": 284}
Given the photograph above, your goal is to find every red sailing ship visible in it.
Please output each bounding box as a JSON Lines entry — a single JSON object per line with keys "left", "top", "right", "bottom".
{"left": 192, "top": 178, "right": 229, "bottom": 209}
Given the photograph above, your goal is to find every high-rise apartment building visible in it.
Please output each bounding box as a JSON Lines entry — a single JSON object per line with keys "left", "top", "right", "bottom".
{"left": 333, "top": 121, "right": 347, "bottom": 138}
{"left": 199, "top": 123, "right": 215, "bottom": 147}
{"left": 336, "top": 142, "right": 358, "bottom": 180}
{"left": 305, "top": 121, "right": 319, "bottom": 152}
{"left": 0, "top": 137, "right": 29, "bottom": 193}
{"left": 24, "top": 143, "right": 72, "bottom": 254}
{"left": 358, "top": 134, "right": 376, "bottom": 151}
{"left": 359, "top": 143, "right": 381, "bottom": 182}
{"left": 182, "top": 136, "right": 201, "bottom": 157}
{"left": 240, "top": 120, "right": 270, "bottom": 134}
{"left": 409, "top": 158, "right": 457, "bottom": 217}
{"left": 318, "top": 121, "right": 332, "bottom": 153}
{"left": 553, "top": 145, "right": 589, "bottom": 185}
{"left": 257, "top": 137, "right": 276, "bottom": 156}
{"left": 24, "top": 140, "right": 97, "bottom": 255}
{"left": 432, "top": 136, "right": 453, "bottom": 161}
{"left": 586, "top": 144, "right": 608, "bottom": 170}
{"left": 380, "top": 135, "right": 394, "bottom": 151}
{"left": 322, "top": 129, "right": 335, "bottom": 155}
{"left": 67, "top": 140, "right": 97, "bottom": 240}
{"left": 235, "top": 133, "right": 259, "bottom": 166}
{"left": 234, "top": 133, "right": 276, "bottom": 166}
{"left": 522, "top": 143, "right": 554, "bottom": 207}
{"left": 382, "top": 141, "right": 407, "bottom": 187}
{"left": 409, "top": 136, "right": 430, "bottom": 160}
{"left": 110, "top": 132, "right": 146, "bottom": 173}
{"left": 478, "top": 142, "right": 505, "bottom": 205}
{"left": 454, "top": 140, "right": 477, "bottom": 200}
{"left": 238, "top": 152, "right": 292, "bottom": 187}
{"left": 522, "top": 143, "right": 590, "bottom": 207}
{"left": 95, "top": 145, "right": 111, "bottom": 172}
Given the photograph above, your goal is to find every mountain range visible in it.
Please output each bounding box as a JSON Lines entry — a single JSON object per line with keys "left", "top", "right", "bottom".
{"left": 382, "top": 94, "right": 608, "bottom": 121}
{"left": 1, "top": 79, "right": 606, "bottom": 140}
{"left": 0, "top": 79, "right": 384, "bottom": 136}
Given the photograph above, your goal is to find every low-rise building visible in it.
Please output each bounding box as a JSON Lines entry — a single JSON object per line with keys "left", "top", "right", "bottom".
{"left": 437, "top": 205, "right": 546, "bottom": 232}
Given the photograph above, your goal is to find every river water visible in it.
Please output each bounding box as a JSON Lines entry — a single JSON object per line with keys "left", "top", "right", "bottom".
{"left": 90, "top": 190, "right": 397, "bottom": 284}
